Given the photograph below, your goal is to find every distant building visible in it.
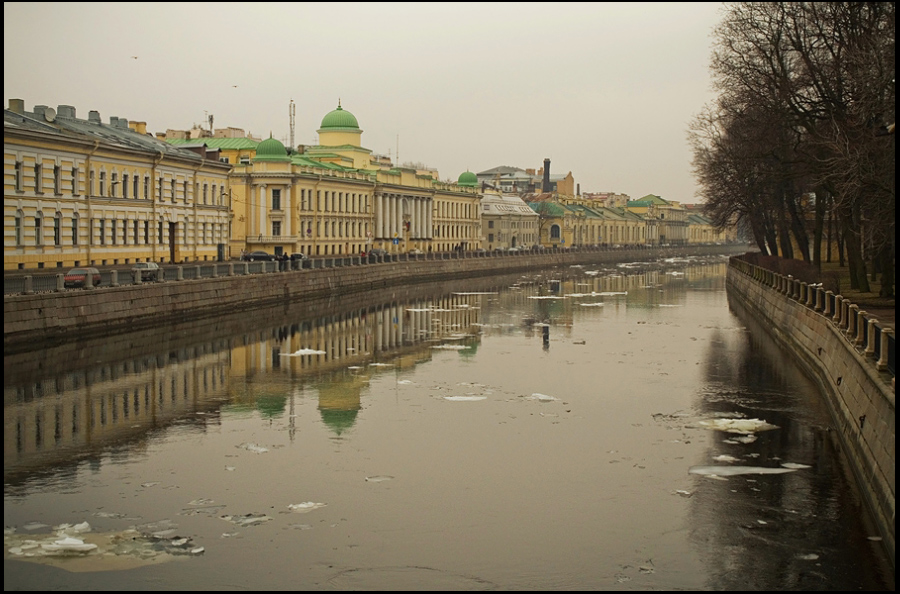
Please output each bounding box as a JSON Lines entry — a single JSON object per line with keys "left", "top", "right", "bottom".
{"left": 480, "top": 190, "right": 539, "bottom": 250}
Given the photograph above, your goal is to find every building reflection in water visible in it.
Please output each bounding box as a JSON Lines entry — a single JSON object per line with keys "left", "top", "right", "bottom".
{"left": 4, "top": 257, "right": 729, "bottom": 488}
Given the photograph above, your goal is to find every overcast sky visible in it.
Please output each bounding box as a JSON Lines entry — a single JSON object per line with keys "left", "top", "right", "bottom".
{"left": 5, "top": 2, "right": 724, "bottom": 202}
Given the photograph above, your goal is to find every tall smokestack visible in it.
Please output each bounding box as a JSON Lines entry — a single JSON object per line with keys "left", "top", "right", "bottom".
{"left": 542, "top": 158, "right": 551, "bottom": 193}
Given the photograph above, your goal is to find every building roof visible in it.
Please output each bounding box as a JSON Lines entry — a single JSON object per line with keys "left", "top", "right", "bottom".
{"left": 253, "top": 135, "right": 291, "bottom": 162}
{"left": 458, "top": 171, "right": 478, "bottom": 187}
{"left": 481, "top": 193, "right": 538, "bottom": 216}
{"left": 167, "top": 137, "right": 259, "bottom": 150}
{"left": 4, "top": 102, "right": 228, "bottom": 168}
{"left": 319, "top": 101, "right": 360, "bottom": 131}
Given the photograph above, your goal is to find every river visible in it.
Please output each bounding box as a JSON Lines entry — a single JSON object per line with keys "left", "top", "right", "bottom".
{"left": 3, "top": 254, "right": 893, "bottom": 590}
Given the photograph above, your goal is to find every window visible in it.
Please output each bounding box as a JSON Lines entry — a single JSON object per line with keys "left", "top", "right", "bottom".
{"left": 488, "top": 220, "right": 494, "bottom": 228}
{"left": 15, "top": 161, "right": 23, "bottom": 191}
{"left": 35, "top": 213, "right": 43, "bottom": 245}
{"left": 90, "top": 170, "right": 95, "bottom": 195}
{"left": 111, "top": 219, "right": 117, "bottom": 245}
{"left": 133, "top": 175, "right": 138, "bottom": 199}
{"left": 54, "top": 213, "right": 61, "bottom": 246}
{"left": 99, "top": 219, "right": 105, "bottom": 245}
{"left": 212, "top": 184, "right": 217, "bottom": 205}
{"left": 54, "top": 166, "right": 61, "bottom": 194}
{"left": 133, "top": 220, "right": 139, "bottom": 244}
{"left": 72, "top": 167, "right": 79, "bottom": 195}
{"left": 220, "top": 156, "right": 230, "bottom": 164}
{"left": 170, "top": 179, "right": 176, "bottom": 202}
{"left": 143, "top": 176, "right": 149, "bottom": 199}
{"left": 239, "top": 156, "right": 250, "bottom": 165}
{"left": 158, "top": 177, "right": 163, "bottom": 201}
{"left": 144, "top": 221, "right": 149, "bottom": 244}
{"left": 158, "top": 221, "right": 163, "bottom": 244}
{"left": 15, "top": 210, "right": 23, "bottom": 244}
{"left": 111, "top": 172, "right": 118, "bottom": 197}
{"left": 34, "top": 163, "right": 43, "bottom": 193}
{"left": 99, "top": 171, "right": 106, "bottom": 196}
{"left": 272, "top": 189, "right": 281, "bottom": 211}
{"left": 123, "top": 174, "right": 129, "bottom": 198}
{"left": 272, "top": 221, "right": 281, "bottom": 236}
{"left": 183, "top": 181, "right": 188, "bottom": 203}
{"left": 203, "top": 183, "right": 208, "bottom": 204}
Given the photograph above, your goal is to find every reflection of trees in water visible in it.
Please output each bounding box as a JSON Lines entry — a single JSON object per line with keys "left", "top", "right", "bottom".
{"left": 683, "top": 290, "right": 888, "bottom": 590}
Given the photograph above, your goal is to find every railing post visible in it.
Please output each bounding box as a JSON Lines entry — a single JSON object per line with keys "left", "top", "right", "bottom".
{"left": 85, "top": 271, "right": 95, "bottom": 290}
{"left": 228, "top": 262, "right": 235, "bottom": 276}
{"left": 814, "top": 286, "right": 824, "bottom": 312}
{"left": 865, "top": 319, "right": 879, "bottom": 357}
{"left": 176, "top": 266, "right": 184, "bottom": 281}
{"left": 846, "top": 304, "right": 859, "bottom": 338}
{"left": 243, "top": 262, "right": 249, "bottom": 275}
{"left": 110, "top": 270, "right": 119, "bottom": 287}
{"left": 195, "top": 265, "right": 202, "bottom": 280}
{"left": 854, "top": 311, "right": 867, "bottom": 346}
{"left": 832, "top": 295, "right": 843, "bottom": 324}
{"left": 56, "top": 273, "right": 65, "bottom": 292}
{"left": 24, "top": 275, "right": 34, "bottom": 295}
{"left": 212, "top": 264, "right": 218, "bottom": 278}
{"left": 876, "top": 328, "right": 893, "bottom": 371}
{"left": 840, "top": 300, "right": 850, "bottom": 330}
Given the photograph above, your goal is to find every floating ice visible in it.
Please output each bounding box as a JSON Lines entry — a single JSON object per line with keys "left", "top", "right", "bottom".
{"left": 597, "top": 291, "right": 627, "bottom": 296}
{"left": 282, "top": 348, "right": 326, "bottom": 356}
{"left": 443, "top": 396, "right": 486, "bottom": 401}
{"left": 369, "top": 363, "right": 393, "bottom": 367}
{"left": 287, "top": 502, "right": 327, "bottom": 513}
{"left": 528, "top": 393, "right": 558, "bottom": 402}
{"left": 780, "top": 462, "right": 812, "bottom": 469}
{"left": 528, "top": 296, "right": 564, "bottom": 300}
{"left": 796, "top": 553, "right": 819, "bottom": 561}
{"left": 221, "top": 513, "right": 272, "bottom": 526}
{"left": 713, "top": 455, "right": 741, "bottom": 463}
{"left": 697, "top": 418, "right": 779, "bottom": 434}
{"left": 364, "top": 475, "right": 394, "bottom": 482}
{"left": 40, "top": 536, "right": 98, "bottom": 554}
{"left": 396, "top": 380, "right": 412, "bottom": 384}
{"left": 689, "top": 465, "right": 800, "bottom": 477}
{"left": 579, "top": 302, "right": 605, "bottom": 307}
{"left": 236, "top": 443, "right": 269, "bottom": 453}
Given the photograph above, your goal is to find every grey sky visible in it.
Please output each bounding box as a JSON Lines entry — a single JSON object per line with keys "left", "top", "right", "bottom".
{"left": 4, "top": 2, "right": 724, "bottom": 202}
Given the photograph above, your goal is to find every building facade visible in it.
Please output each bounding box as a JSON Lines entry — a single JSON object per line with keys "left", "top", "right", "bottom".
{"left": 4, "top": 100, "right": 232, "bottom": 270}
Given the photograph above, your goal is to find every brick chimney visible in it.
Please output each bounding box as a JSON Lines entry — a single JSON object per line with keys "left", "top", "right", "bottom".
{"left": 542, "top": 158, "right": 551, "bottom": 193}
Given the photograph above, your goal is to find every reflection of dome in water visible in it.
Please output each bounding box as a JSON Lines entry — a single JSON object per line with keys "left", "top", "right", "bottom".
{"left": 319, "top": 408, "right": 359, "bottom": 435}
{"left": 256, "top": 395, "right": 287, "bottom": 418}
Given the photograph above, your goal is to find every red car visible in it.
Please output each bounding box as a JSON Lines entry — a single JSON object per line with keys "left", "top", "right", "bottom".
{"left": 64, "top": 267, "right": 101, "bottom": 289}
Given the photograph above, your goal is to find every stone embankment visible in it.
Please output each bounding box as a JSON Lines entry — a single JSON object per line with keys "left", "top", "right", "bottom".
{"left": 4, "top": 245, "right": 745, "bottom": 353}
{"left": 727, "top": 255, "right": 894, "bottom": 568}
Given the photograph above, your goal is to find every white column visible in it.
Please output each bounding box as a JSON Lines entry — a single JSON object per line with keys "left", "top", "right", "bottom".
{"left": 284, "top": 185, "right": 292, "bottom": 238}
{"left": 376, "top": 193, "right": 384, "bottom": 238}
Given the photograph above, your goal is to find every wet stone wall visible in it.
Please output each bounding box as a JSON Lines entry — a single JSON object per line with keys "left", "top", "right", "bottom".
{"left": 726, "top": 262, "right": 895, "bottom": 566}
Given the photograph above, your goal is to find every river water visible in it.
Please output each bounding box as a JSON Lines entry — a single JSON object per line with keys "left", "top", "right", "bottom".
{"left": 3, "top": 255, "right": 893, "bottom": 590}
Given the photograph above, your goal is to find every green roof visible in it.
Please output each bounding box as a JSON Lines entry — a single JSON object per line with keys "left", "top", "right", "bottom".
{"left": 319, "top": 102, "right": 360, "bottom": 130}
{"left": 254, "top": 135, "right": 290, "bottom": 162}
{"left": 458, "top": 171, "right": 478, "bottom": 187}
{"left": 167, "top": 137, "right": 259, "bottom": 150}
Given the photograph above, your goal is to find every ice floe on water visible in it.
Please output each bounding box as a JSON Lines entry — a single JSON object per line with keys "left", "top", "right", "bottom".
{"left": 698, "top": 418, "right": 779, "bottom": 434}
{"left": 689, "top": 464, "right": 809, "bottom": 477}
{"left": 236, "top": 442, "right": 269, "bottom": 453}
{"left": 364, "top": 475, "right": 394, "bottom": 482}
{"left": 443, "top": 396, "right": 486, "bottom": 401}
{"left": 220, "top": 513, "right": 272, "bottom": 526}
{"left": 527, "top": 393, "right": 558, "bottom": 402}
{"left": 432, "top": 344, "right": 469, "bottom": 350}
{"left": 4, "top": 521, "right": 205, "bottom": 571}
{"left": 287, "top": 502, "right": 327, "bottom": 513}
{"left": 281, "top": 348, "right": 326, "bottom": 356}
{"left": 712, "top": 454, "right": 741, "bottom": 463}
{"left": 579, "top": 302, "right": 605, "bottom": 307}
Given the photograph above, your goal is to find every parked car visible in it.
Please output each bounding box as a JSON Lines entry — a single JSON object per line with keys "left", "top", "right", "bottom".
{"left": 408, "top": 248, "right": 424, "bottom": 255}
{"left": 131, "top": 261, "right": 160, "bottom": 282}
{"left": 289, "top": 253, "right": 308, "bottom": 261}
{"left": 64, "top": 267, "right": 101, "bottom": 289}
{"left": 242, "top": 251, "right": 275, "bottom": 261}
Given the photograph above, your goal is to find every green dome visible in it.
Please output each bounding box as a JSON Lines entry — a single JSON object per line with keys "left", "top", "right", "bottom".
{"left": 254, "top": 135, "right": 290, "bottom": 161}
{"left": 320, "top": 102, "right": 359, "bottom": 130}
{"left": 458, "top": 171, "right": 478, "bottom": 187}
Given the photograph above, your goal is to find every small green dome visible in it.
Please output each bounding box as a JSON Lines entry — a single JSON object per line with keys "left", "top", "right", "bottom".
{"left": 458, "top": 171, "right": 478, "bottom": 187}
{"left": 254, "top": 134, "right": 290, "bottom": 161}
{"left": 320, "top": 101, "right": 359, "bottom": 130}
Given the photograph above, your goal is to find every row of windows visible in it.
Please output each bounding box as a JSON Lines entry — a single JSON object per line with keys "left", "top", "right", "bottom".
{"left": 13, "top": 161, "right": 226, "bottom": 206}
{"left": 12, "top": 212, "right": 225, "bottom": 247}
{"left": 296, "top": 188, "right": 369, "bottom": 213}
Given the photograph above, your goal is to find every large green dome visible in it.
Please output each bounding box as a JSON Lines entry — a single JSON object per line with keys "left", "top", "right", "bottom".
{"left": 254, "top": 135, "right": 290, "bottom": 161}
{"left": 458, "top": 171, "right": 478, "bottom": 187}
{"left": 320, "top": 102, "right": 359, "bottom": 130}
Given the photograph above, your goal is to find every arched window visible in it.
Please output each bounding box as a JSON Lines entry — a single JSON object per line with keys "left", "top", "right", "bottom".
{"left": 54, "top": 212, "right": 62, "bottom": 246}
{"left": 35, "top": 212, "right": 44, "bottom": 245}
{"left": 72, "top": 213, "right": 79, "bottom": 246}
{"left": 550, "top": 224, "right": 561, "bottom": 240}
{"left": 15, "top": 209, "right": 23, "bottom": 245}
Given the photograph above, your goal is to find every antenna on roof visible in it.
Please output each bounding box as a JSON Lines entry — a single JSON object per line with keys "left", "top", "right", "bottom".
{"left": 289, "top": 99, "right": 296, "bottom": 150}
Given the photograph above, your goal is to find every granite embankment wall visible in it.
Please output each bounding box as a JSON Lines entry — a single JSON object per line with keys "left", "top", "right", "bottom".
{"left": 726, "top": 257, "right": 895, "bottom": 566}
{"left": 4, "top": 244, "right": 745, "bottom": 353}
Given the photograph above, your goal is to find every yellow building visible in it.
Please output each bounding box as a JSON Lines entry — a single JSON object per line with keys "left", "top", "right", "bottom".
{"left": 229, "top": 102, "right": 481, "bottom": 257}
{"left": 4, "top": 99, "right": 232, "bottom": 270}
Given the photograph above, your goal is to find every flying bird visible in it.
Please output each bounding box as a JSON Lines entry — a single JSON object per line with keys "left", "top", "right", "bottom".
{"left": 232, "top": 85, "right": 239, "bottom": 88}
{"left": 131, "top": 56, "right": 138, "bottom": 59}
